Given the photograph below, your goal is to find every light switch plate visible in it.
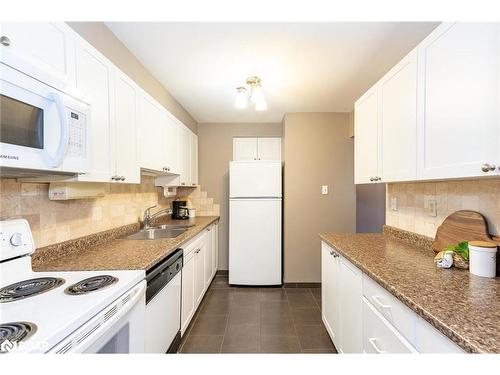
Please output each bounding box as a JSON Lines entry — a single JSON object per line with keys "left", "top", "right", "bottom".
{"left": 391, "top": 196, "right": 398, "bottom": 211}
{"left": 427, "top": 200, "right": 437, "bottom": 217}
{"left": 321, "top": 185, "right": 328, "bottom": 195}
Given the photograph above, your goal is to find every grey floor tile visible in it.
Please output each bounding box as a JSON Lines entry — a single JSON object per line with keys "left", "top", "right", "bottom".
{"left": 221, "top": 324, "right": 260, "bottom": 353}
{"left": 287, "top": 293, "right": 317, "bottom": 308}
{"left": 199, "top": 298, "right": 231, "bottom": 315}
{"left": 284, "top": 288, "right": 312, "bottom": 294}
{"left": 260, "top": 335, "right": 301, "bottom": 353}
{"left": 180, "top": 335, "right": 223, "bottom": 353}
{"left": 295, "top": 325, "right": 335, "bottom": 350}
{"left": 261, "top": 301, "right": 291, "bottom": 317}
{"left": 228, "top": 306, "right": 260, "bottom": 325}
{"left": 231, "top": 288, "right": 262, "bottom": 307}
{"left": 291, "top": 307, "right": 322, "bottom": 325}
{"left": 261, "top": 315, "right": 296, "bottom": 336}
{"left": 211, "top": 279, "right": 230, "bottom": 289}
{"left": 189, "top": 314, "right": 228, "bottom": 336}
{"left": 260, "top": 288, "right": 288, "bottom": 301}
{"left": 209, "top": 289, "right": 235, "bottom": 301}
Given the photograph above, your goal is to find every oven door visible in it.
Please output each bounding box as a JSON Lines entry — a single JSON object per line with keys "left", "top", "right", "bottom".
{"left": 0, "top": 63, "right": 89, "bottom": 174}
{"left": 49, "top": 281, "right": 146, "bottom": 354}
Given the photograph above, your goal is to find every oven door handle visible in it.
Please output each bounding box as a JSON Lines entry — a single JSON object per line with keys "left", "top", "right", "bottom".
{"left": 46, "top": 92, "right": 69, "bottom": 168}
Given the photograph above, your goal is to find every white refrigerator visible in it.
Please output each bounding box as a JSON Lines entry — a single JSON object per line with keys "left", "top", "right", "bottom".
{"left": 229, "top": 161, "right": 282, "bottom": 285}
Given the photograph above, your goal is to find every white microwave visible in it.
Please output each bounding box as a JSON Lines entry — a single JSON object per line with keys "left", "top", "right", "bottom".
{"left": 0, "top": 62, "right": 90, "bottom": 175}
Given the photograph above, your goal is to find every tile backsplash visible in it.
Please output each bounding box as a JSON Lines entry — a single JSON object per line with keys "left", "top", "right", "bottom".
{"left": 0, "top": 177, "right": 219, "bottom": 248}
{"left": 386, "top": 178, "right": 500, "bottom": 238}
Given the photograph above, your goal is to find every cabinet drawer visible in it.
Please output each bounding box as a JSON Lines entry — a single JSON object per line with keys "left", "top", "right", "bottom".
{"left": 363, "top": 297, "right": 417, "bottom": 353}
{"left": 414, "top": 316, "right": 464, "bottom": 353}
{"left": 363, "top": 274, "right": 415, "bottom": 342}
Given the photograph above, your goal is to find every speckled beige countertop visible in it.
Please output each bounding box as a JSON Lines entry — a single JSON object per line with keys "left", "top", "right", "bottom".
{"left": 320, "top": 228, "right": 500, "bottom": 353}
{"left": 32, "top": 216, "right": 219, "bottom": 272}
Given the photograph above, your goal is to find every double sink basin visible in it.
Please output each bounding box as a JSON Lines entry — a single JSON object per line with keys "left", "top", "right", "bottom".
{"left": 122, "top": 223, "right": 195, "bottom": 240}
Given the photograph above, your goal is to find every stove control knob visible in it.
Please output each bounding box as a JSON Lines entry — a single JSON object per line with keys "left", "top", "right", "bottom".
{"left": 10, "top": 233, "right": 23, "bottom": 247}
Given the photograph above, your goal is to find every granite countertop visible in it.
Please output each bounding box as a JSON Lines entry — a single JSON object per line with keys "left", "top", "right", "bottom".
{"left": 32, "top": 216, "right": 219, "bottom": 272}
{"left": 320, "top": 228, "right": 500, "bottom": 354}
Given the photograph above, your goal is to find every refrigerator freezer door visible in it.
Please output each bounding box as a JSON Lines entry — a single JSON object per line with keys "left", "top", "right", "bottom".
{"left": 229, "top": 161, "right": 282, "bottom": 198}
{"left": 229, "top": 198, "right": 282, "bottom": 285}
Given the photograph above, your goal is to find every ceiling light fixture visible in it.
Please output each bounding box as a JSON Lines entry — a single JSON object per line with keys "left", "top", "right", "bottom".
{"left": 234, "top": 76, "right": 267, "bottom": 111}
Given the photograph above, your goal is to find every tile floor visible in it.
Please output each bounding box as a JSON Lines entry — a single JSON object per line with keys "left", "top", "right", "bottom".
{"left": 179, "top": 275, "right": 337, "bottom": 353}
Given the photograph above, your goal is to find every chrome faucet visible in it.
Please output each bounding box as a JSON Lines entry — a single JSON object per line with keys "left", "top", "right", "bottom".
{"left": 143, "top": 205, "right": 173, "bottom": 229}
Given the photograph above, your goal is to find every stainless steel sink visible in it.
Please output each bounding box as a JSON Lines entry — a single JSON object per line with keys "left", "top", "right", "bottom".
{"left": 122, "top": 227, "right": 187, "bottom": 240}
{"left": 154, "top": 223, "right": 195, "bottom": 230}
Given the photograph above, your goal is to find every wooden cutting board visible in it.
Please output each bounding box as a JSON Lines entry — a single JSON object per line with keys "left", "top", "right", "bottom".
{"left": 432, "top": 210, "right": 500, "bottom": 252}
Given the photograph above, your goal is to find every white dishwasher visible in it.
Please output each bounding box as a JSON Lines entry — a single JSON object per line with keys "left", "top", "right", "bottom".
{"left": 145, "top": 249, "right": 183, "bottom": 353}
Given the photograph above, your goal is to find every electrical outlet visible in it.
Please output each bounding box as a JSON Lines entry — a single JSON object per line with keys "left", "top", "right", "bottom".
{"left": 391, "top": 196, "right": 398, "bottom": 211}
{"left": 427, "top": 199, "right": 437, "bottom": 217}
{"left": 321, "top": 185, "right": 328, "bottom": 195}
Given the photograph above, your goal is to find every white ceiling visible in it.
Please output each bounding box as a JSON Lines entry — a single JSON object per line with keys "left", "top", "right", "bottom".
{"left": 106, "top": 22, "right": 438, "bottom": 123}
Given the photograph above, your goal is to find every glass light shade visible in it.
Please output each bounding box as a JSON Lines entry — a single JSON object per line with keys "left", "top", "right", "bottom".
{"left": 255, "top": 97, "right": 267, "bottom": 111}
{"left": 250, "top": 85, "right": 264, "bottom": 104}
{"left": 234, "top": 88, "right": 248, "bottom": 109}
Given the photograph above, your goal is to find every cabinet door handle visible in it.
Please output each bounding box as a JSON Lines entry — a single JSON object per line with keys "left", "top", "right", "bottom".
{"left": 481, "top": 163, "right": 496, "bottom": 172}
{"left": 121, "top": 176, "right": 125, "bottom": 181}
{"left": 369, "top": 177, "right": 374, "bottom": 182}
{"left": 0, "top": 36, "right": 10, "bottom": 47}
{"left": 372, "top": 295, "right": 391, "bottom": 310}
{"left": 195, "top": 248, "right": 201, "bottom": 254}
{"left": 368, "top": 338, "right": 387, "bottom": 354}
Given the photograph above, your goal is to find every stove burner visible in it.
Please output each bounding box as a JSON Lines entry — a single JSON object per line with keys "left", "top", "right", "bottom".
{"left": 0, "top": 277, "right": 65, "bottom": 303}
{"left": 0, "top": 322, "right": 37, "bottom": 353}
{"left": 65, "top": 275, "right": 118, "bottom": 295}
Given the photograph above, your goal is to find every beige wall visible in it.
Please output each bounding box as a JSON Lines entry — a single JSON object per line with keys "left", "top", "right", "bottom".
{"left": 67, "top": 22, "right": 198, "bottom": 134}
{"left": 386, "top": 178, "right": 500, "bottom": 238}
{"left": 0, "top": 177, "right": 218, "bottom": 249}
{"left": 197, "top": 123, "right": 283, "bottom": 270}
{"left": 283, "top": 113, "right": 356, "bottom": 283}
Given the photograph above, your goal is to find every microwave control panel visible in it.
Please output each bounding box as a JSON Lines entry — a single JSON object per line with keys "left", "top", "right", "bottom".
{"left": 66, "top": 110, "right": 86, "bottom": 157}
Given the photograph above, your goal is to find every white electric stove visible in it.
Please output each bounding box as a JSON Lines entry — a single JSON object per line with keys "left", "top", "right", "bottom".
{"left": 0, "top": 219, "right": 146, "bottom": 354}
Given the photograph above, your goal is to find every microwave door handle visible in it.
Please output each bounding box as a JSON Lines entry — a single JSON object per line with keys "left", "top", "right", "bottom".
{"left": 46, "top": 92, "right": 69, "bottom": 168}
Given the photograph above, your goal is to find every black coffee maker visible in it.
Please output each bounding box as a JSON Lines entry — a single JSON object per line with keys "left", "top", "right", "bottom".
{"left": 172, "top": 200, "right": 189, "bottom": 220}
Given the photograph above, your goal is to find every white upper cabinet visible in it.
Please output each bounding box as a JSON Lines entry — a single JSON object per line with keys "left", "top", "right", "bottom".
{"left": 178, "top": 125, "right": 191, "bottom": 186}
{"left": 354, "top": 86, "right": 379, "bottom": 184}
{"left": 113, "top": 70, "right": 140, "bottom": 183}
{"left": 355, "top": 22, "right": 500, "bottom": 184}
{"left": 164, "top": 114, "right": 179, "bottom": 174}
{"left": 257, "top": 138, "right": 281, "bottom": 160}
{"left": 0, "top": 22, "right": 76, "bottom": 91}
{"left": 190, "top": 132, "right": 198, "bottom": 186}
{"left": 233, "top": 138, "right": 258, "bottom": 160}
{"left": 379, "top": 49, "right": 418, "bottom": 182}
{"left": 74, "top": 37, "right": 113, "bottom": 182}
{"left": 233, "top": 137, "right": 281, "bottom": 161}
{"left": 137, "top": 92, "right": 168, "bottom": 172}
{"left": 416, "top": 22, "right": 500, "bottom": 180}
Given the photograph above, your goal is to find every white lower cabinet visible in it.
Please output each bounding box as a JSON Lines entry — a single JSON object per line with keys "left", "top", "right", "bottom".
{"left": 181, "top": 249, "right": 195, "bottom": 334}
{"left": 321, "top": 241, "right": 464, "bottom": 353}
{"left": 338, "top": 256, "right": 363, "bottom": 353}
{"left": 181, "top": 223, "right": 219, "bottom": 335}
{"left": 193, "top": 239, "right": 206, "bottom": 306}
{"left": 321, "top": 242, "right": 340, "bottom": 346}
{"left": 362, "top": 297, "right": 417, "bottom": 353}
